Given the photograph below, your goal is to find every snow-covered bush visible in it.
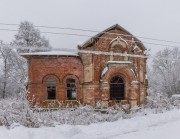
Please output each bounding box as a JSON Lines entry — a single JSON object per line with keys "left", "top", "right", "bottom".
{"left": 0, "top": 96, "right": 179, "bottom": 129}
{"left": 146, "top": 88, "right": 173, "bottom": 113}
{"left": 0, "top": 96, "right": 132, "bottom": 128}
{"left": 0, "top": 97, "right": 41, "bottom": 128}
{"left": 0, "top": 88, "right": 179, "bottom": 129}
{"left": 170, "top": 94, "right": 180, "bottom": 108}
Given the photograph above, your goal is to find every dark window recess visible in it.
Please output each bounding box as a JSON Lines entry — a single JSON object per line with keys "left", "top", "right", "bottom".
{"left": 110, "top": 76, "right": 124, "bottom": 100}
{"left": 66, "top": 78, "right": 76, "bottom": 100}
{"left": 46, "top": 77, "right": 56, "bottom": 100}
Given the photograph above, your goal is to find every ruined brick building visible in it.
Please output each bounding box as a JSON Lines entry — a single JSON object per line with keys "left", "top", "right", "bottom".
{"left": 22, "top": 24, "right": 148, "bottom": 107}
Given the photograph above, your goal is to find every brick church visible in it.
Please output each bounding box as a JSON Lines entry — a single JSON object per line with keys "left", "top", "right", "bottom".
{"left": 22, "top": 24, "right": 148, "bottom": 108}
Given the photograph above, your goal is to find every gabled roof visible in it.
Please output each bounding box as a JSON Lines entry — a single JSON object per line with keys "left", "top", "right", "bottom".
{"left": 79, "top": 24, "right": 146, "bottom": 50}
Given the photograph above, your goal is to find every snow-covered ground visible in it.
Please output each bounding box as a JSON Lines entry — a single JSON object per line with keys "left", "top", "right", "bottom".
{"left": 1, "top": 109, "right": 180, "bottom": 139}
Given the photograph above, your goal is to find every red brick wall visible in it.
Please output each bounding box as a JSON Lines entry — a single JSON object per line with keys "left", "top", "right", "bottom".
{"left": 27, "top": 56, "right": 83, "bottom": 107}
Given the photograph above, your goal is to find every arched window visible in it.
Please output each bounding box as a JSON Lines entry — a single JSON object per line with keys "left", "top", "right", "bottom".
{"left": 46, "top": 77, "right": 56, "bottom": 100}
{"left": 66, "top": 78, "right": 76, "bottom": 100}
{"left": 110, "top": 76, "right": 124, "bottom": 100}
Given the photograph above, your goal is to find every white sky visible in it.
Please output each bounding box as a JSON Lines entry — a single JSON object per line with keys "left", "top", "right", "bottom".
{"left": 0, "top": 0, "right": 180, "bottom": 56}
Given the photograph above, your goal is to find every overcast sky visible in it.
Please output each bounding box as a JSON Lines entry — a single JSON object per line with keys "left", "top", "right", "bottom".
{"left": 0, "top": 0, "right": 180, "bottom": 56}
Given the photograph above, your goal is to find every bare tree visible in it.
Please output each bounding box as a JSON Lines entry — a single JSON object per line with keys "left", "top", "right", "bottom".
{"left": 0, "top": 41, "right": 13, "bottom": 98}
{"left": 0, "top": 21, "right": 50, "bottom": 98}
{"left": 0, "top": 41, "right": 27, "bottom": 99}
{"left": 150, "top": 47, "right": 180, "bottom": 97}
{"left": 13, "top": 21, "right": 51, "bottom": 52}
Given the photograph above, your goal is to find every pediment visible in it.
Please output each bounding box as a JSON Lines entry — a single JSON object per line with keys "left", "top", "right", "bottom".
{"left": 79, "top": 24, "right": 146, "bottom": 51}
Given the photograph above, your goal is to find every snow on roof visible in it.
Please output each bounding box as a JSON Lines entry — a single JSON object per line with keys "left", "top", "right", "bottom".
{"left": 107, "top": 61, "right": 132, "bottom": 64}
{"left": 20, "top": 50, "right": 79, "bottom": 57}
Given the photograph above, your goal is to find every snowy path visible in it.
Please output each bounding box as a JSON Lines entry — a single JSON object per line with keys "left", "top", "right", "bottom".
{"left": 1, "top": 109, "right": 180, "bottom": 139}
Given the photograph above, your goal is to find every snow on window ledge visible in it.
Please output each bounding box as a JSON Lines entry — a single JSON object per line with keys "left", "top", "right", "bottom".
{"left": 107, "top": 61, "right": 132, "bottom": 64}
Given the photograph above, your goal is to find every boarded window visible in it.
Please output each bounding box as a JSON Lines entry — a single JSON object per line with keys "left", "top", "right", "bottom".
{"left": 66, "top": 78, "right": 76, "bottom": 100}
{"left": 110, "top": 76, "right": 124, "bottom": 100}
{"left": 46, "top": 77, "right": 56, "bottom": 100}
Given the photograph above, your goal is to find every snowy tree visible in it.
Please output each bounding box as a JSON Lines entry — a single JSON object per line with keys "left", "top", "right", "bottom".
{"left": 6, "top": 47, "right": 28, "bottom": 96}
{"left": 13, "top": 21, "right": 51, "bottom": 53}
{"left": 3, "top": 21, "right": 52, "bottom": 97}
{"left": 150, "top": 47, "right": 180, "bottom": 97}
{"left": 0, "top": 41, "right": 14, "bottom": 98}
{"left": 0, "top": 41, "right": 27, "bottom": 98}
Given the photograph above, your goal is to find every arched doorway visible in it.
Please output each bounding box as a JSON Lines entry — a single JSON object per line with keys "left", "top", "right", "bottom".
{"left": 66, "top": 78, "right": 76, "bottom": 100}
{"left": 110, "top": 76, "right": 125, "bottom": 100}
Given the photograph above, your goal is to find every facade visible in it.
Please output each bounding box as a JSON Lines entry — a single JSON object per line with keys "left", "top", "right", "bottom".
{"left": 22, "top": 24, "right": 148, "bottom": 108}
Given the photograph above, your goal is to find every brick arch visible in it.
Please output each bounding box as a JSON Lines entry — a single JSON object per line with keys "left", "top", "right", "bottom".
{"left": 108, "top": 36, "right": 128, "bottom": 52}
{"left": 102, "top": 67, "right": 135, "bottom": 83}
{"left": 109, "top": 74, "right": 125, "bottom": 83}
{"left": 100, "top": 67, "right": 135, "bottom": 101}
{"left": 42, "top": 74, "right": 60, "bottom": 84}
{"left": 41, "top": 74, "right": 60, "bottom": 102}
{"left": 62, "top": 74, "right": 81, "bottom": 84}
{"left": 62, "top": 74, "right": 82, "bottom": 101}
